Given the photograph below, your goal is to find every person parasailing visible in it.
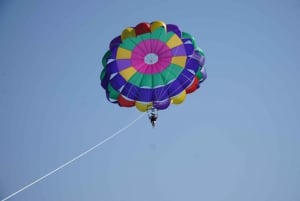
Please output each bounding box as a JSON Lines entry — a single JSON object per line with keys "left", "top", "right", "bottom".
{"left": 147, "top": 107, "right": 158, "bottom": 127}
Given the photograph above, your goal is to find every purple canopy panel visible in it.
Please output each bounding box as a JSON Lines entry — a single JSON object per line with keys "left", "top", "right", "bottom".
{"left": 120, "top": 83, "right": 139, "bottom": 100}
{"left": 184, "top": 43, "right": 194, "bottom": 56}
{"left": 136, "top": 87, "right": 153, "bottom": 102}
{"left": 186, "top": 57, "right": 200, "bottom": 73}
{"left": 153, "top": 99, "right": 171, "bottom": 110}
{"left": 110, "top": 74, "right": 127, "bottom": 91}
{"left": 101, "top": 73, "right": 110, "bottom": 89}
{"left": 171, "top": 45, "right": 186, "bottom": 56}
{"left": 166, "top": 24, "right": 181, "bottom": 37}
{"left": 152, "top": 87, "right": 170, "bottom": 102}
{"left": 106, "top": 61, "right": 120, "bottom": 75}
{"left": 191, "top": 51, "right": 205, "bottom": 67}
{"left": 109, "top": 36, "right": 122, "bottom": 49}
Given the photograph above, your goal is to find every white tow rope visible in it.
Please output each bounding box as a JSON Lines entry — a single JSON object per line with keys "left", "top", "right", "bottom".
{"left": 1, "top": 113, "right": 145, "bottom": 201}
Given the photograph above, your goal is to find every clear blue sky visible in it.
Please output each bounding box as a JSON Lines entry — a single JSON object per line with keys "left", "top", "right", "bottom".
{"left": 1, "top": 0, "right": 300, "bottom": 200}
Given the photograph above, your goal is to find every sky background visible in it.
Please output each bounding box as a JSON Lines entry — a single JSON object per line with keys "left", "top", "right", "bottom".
{"left": 1, "top": 0, "right": 300, "bottom": 200}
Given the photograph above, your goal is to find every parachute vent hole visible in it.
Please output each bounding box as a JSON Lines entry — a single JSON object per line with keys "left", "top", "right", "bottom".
{"left": 144, "top": 53, "right": 158, "bottom": 65}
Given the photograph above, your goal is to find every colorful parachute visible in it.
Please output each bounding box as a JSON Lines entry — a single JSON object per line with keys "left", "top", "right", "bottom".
{"left": 100, "top": 20, "right": 207, "bottom": 112}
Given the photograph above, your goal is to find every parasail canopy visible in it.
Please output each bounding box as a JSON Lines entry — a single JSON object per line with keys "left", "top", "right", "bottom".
{"left": 100, "top": 20, "right": 207, "bottom": 112}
